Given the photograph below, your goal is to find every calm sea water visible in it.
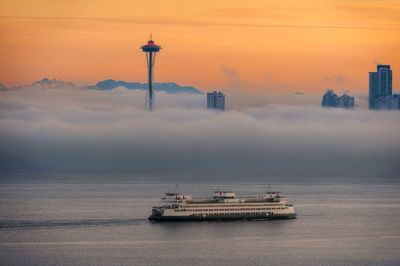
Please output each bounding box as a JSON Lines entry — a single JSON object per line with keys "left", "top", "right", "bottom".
{"left": 0, "top": 175, "right": 399, "bottom": 265}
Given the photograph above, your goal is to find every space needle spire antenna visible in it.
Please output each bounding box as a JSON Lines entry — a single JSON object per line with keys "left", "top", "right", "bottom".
{"left": 141, "top": 34, "right": 161, "bottom": 111}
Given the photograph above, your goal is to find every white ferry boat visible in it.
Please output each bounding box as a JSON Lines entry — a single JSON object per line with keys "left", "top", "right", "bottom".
{"left": 149, "top": 191, "right": 296, "bottom": 221}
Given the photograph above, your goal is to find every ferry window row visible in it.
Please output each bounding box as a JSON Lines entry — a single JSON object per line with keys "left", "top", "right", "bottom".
{"left": 177, "top": 212, "right": 270, "bottom": 215}
{"left": 174, "top": 207, "right": 285, "bottom": 212}
{"left": 183, "top": 204, "right": 282, "bottom": 208}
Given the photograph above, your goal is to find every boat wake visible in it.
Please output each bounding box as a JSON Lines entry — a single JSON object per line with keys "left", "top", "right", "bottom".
{"left": 0, "top": 218, "right": 147, "bottom": 230}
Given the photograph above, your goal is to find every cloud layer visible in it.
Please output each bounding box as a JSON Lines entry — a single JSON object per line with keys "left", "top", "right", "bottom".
{"left": 0, "top": 85, "right": 399, "bottom": 181}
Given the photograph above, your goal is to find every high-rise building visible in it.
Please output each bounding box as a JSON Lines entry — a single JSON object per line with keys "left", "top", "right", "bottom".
{"left": 337, "top": 94, "right": 355, "bottom": 109}
{"left": 322, "top": 90, "right": 354, "bottom": 109}
{"left": 207, "top": 91, "right": 225, "bottom": 111}
{"left": 322, "top": 90, "right": 338, "bottom": 107}
{"left": 369, "top": 65, "right": 392, "bottom": 110}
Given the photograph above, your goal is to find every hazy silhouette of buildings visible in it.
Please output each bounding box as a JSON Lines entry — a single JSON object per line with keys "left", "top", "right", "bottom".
{"left": 322, "top": 90, "right": 338, "bottom": 107}
{"left": 207, "top": 91, "right": 225, "bottom": 111}
{"left": 369, "top": 65, "right": 393, "bottom": 110}
{"left": 322, "top": 90, "right": 354, "bottom": 109}
{"left": 337, "top": 94, "right": 355, "bottom": 109}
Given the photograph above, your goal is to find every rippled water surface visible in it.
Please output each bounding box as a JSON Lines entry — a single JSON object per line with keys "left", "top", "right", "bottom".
{"left": 0, "top": 175, "right": 399, "bottom": 265}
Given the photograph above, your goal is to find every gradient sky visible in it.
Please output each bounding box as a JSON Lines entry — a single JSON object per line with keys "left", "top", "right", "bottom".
{"left": 0, "top": 0, "right": 399, "bottom": 93}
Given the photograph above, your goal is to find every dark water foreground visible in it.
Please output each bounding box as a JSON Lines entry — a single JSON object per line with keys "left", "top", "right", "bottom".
{"left": 0, "top": 175, "right": 399, "bottom": 265}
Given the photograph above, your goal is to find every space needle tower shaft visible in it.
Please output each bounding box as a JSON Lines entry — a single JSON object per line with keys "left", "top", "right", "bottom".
{"left": 141, "top": 35, "right": 161, "bottom": 111}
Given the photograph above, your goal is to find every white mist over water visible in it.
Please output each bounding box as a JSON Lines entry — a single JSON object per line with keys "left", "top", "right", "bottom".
{"left": 0, "top": 85, "right": 399, "bottom": 178}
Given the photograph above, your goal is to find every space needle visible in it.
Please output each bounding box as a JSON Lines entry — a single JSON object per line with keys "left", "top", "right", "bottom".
{"left": 141, "top": 35, "right": 161, "bottom": 111}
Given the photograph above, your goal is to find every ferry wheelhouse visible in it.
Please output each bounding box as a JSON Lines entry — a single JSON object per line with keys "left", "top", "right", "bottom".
{"left": 149, "top": 191, "right": 296, "bottom": 221}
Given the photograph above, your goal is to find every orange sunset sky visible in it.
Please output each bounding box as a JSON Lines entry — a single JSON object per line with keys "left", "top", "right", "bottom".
{"left": 0, "top": 0, "right": 399, "bottom": 93}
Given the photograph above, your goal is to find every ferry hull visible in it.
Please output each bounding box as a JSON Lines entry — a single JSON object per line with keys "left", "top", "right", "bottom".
{"left": 149, "top": 213, "right": 296, "bottom": 222}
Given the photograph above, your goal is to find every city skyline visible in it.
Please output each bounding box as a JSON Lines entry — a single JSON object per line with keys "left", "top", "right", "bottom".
{"left": 1, "top": 64, "right": 396, "bottom": 111}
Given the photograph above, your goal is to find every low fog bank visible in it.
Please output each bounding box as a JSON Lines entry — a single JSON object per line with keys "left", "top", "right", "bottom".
{"left": 225, "top": 90, "right": 369, "bottom": 110}
{"left": 0, "top": 86, "right": 399, "bottom": 180}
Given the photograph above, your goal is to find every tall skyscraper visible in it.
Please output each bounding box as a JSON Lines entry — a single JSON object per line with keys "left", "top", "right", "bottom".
{"left": 369, "top": 65, "right": 392, "bottom": 110}
{"left": 207, "top": 91, "right": 225, "bottom": 111}
{"left": 141, "top": 36, "right": 161, "bottom": 111}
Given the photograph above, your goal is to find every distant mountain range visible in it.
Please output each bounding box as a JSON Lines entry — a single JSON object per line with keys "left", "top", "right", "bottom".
{"left": 84, "top": 79, "right": 202, "bottom": 94}
{"left": 0, "top": 83, "right": 7, "bottom": 90}
{"left": 0, "top": 78, "right": 77, "bottom": 90}
{"left": 1, "top": 78, "right": 203, "bottom": 94}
